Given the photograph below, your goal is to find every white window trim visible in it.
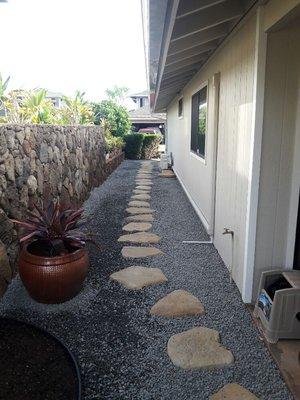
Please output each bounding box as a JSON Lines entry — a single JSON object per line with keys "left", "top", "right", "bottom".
{"left": 190, "top": 80, "right": 209, "bottom": 162}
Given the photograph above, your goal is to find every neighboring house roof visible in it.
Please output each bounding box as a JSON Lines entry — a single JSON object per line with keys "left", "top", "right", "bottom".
{"left": 129, "top": 90, "right": 149, "bottom": 98}
{"left": 143, "top": 0, "right": 257, "bottom": 112}
{"left": 128, "top": 105, "right": 166, "bottom": 124}
{"left": 46, "top": 91, "right": 63, "bottom": 99}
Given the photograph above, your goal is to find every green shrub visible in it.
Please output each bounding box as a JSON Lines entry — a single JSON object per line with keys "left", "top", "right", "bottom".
{"left": 141, "top": 134, "right": 162, "bottom": 159}
{"left": 124, "top": 133, "right": 144, "bottom": 159}
{"left": 92, "top": 100, "right": 131, "bottom": 137}
{"left": 105, "top": 131, "right": 124, "bottom": 153}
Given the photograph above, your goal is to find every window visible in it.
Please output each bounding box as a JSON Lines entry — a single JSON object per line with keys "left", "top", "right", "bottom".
{"left": 191, "top": 85, "right": 207, "bottom": 158}
{"left": 178, "top": 97, "right": 183, "bottom": 118}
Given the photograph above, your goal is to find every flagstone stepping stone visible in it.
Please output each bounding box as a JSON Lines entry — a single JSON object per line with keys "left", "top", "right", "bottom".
{"left": 133, "top": 189, "right": 150, "bottom": 197}
{"left": 135, "top": 183, "right": 153, "bottom": 188}
{"left": 135, "top": 186, "right": 151, "bottom": 191}
{"left": 131, "top": 193, "right": 151, "bottom": 200}
{"left": 159, "top": 170, "right": 176, "bottom": 178}
{"left": 138, "top": 170, "right": 152, "bottom": 174}
{"left": 110, "top": 266, "right": 167, "bottom": 289}
{"left": 126, "top": 207, "right": 155, "bottom": 214}
{"left": 135, "top": 180, "right": 153, "bottom": 185}
{"left": 122, "top": 246, "right": 164, "bottom": 258}
{"left": 118, "top": 232, "right": 160, "bottom": 244}
{"left": 150, "top": 290, "right": 204, "bottom": 317}
{"left": 126, "top": 214, "right": 154, "bottom": 222}
{"left": 123, "top": 222, "right": 152, "bottom": 232}
{"left": 136, "top": 174, "right": 152, "bottom": 179}
{"left": 128, "top": 200, "right": 150, "bottom": 208}
{"left": 210, "top": 383, "right": 258, "bottom": 400}
{"left": 167, "top": 327, "right": 234, "bottom": 370}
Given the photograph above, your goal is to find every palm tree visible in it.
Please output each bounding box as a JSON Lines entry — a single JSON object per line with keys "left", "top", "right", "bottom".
{"left": 22, "top": 89, "right": 56, "bottom": 123}
{"left": 61, "top": 91, "right": 93, "bottom": 125}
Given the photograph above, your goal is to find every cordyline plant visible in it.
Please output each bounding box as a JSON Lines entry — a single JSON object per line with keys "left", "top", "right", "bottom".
{"left": 11, "top": 200, "right": 97, "bottom": 256}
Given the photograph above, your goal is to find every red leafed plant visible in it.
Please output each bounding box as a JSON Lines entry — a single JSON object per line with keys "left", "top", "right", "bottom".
{"left": 11, "top": 200, "right": 97, "bottom": 256}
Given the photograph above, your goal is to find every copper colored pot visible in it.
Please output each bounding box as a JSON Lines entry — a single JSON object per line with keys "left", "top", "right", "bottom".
{"left": 19, "top": 242, "right": 89, "bottom": 304}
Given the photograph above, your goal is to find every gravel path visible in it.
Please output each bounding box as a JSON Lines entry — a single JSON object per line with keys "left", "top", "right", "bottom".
{"left": 0, "top": 160, "right": 292, "bottom": 400}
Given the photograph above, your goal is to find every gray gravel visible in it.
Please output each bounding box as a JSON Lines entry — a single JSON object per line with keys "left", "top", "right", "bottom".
{"left": 0, "top": 160, "right": 292, "bottom": 400}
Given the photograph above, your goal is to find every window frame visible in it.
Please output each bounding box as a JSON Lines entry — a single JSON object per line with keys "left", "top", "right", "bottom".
{"left": 190, "top": 81, "right": 208, "bottom": 161}
{"left": 178, "top": 97, "right": 183, "bottom": 119}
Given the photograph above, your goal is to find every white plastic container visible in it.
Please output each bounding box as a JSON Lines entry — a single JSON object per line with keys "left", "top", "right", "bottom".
{"left": 160, "top": 154, "right": 168, "bottom": 170}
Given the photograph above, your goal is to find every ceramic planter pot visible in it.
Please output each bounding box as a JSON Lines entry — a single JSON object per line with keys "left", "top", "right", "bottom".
{"left": 19, "top": 242, "right": 89, "bottom": 304}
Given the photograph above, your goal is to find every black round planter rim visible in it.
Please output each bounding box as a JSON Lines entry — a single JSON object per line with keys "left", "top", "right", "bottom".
{"left": 0, "top": 316, "right": 82, "bottom": 400}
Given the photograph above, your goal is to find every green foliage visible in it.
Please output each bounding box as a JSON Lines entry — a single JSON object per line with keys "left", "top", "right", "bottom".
{"left": 105, "top": 132, "right": 124, "bottom": 153}
{"left": 124, "top": 133, "right": 144, "bottom": 159}
{"left": 124, "top": 133, "right": 162, "bottom": 160}
{"left": 22, "top": 89, "right": 57, "bottom": 124}
{"left": 105, "top": 85, "right": 129, "bottom": 105}
{"left": 59, "top": 91, "right": 93, "bottom": 125}
{"left": 0, "top": 73, "right": 10, "bottom": 98}
{"left": 92, "top": 100, "right": 131, "bottom": 137}
{"left": 0, "top": 87, "right": 94, "bottom": 125}
{"left": 101, "top": 118, "right": 124, "bottom": 153}
{"left": 141, "top": 134, "right": 162, "bottom": 160}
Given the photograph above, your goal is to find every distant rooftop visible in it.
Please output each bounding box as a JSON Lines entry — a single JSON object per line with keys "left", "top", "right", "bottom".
{"left": 129, "top": 90, "right": 149, "bottom": 98}
{"left": 128, "top": 105, "right": 166, "bottom": 124}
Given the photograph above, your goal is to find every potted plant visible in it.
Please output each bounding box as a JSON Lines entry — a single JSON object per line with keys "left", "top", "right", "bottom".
{"left": 11, "top": 200, "right": 96, "bottom": 304}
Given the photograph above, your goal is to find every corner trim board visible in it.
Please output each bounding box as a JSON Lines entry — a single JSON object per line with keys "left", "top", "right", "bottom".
{"left": 242, "top": 6, "right": 267, "bottom": 303}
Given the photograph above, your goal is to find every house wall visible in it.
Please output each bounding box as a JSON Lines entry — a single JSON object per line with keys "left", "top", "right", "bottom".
{"left": 166, "top": 13, "right": 257, "bottom": 294}
{"left": 253, "top": 20, "right": 300, "bottom": 299}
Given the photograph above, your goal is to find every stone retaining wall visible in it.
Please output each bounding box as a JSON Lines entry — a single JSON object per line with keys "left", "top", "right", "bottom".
{"left": 0, "top": 124, "right": 121, "bottom": 297}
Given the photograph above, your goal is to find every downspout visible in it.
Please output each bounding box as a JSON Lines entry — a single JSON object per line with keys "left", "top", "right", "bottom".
{"left": 223, "top": 228, "right": 234, "bottom": 283}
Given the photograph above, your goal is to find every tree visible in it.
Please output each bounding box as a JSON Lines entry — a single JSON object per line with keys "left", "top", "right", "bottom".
{"left": 60, "top": 91, "right": 93, "bottom": 125}
{"left": 22, "top": 89, "right": 57, "bottom": 124}
{"left": 92, "top": 100, "right": 131, "bottom": 137}
{"left": 105, "top": 85, "right": 129, "bottom": 105}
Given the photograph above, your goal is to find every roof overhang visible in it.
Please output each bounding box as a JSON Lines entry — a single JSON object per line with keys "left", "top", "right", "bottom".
{"left": 147, "top": 0, "right": 257, "bottom": 112}
{"left": 130, "top": 117, "right": 166, "bottom": 124}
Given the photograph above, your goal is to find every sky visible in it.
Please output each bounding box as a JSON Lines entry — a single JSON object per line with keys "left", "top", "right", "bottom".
{"left": 0, "top": 0, "right": 147, "bottom": 102}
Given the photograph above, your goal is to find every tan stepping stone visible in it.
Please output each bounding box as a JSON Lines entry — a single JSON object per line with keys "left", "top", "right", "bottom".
{"left": 167, "top": 327, "right": 234, "bottom": 370}
{"left": 135, "top": 186, "right": 151, "bottom": 191}
{"left": 159, "top": 169, "right": 176, "bottom": 178}
{"left": 126, "top": 214, "right": 154, "bottom": 222}
{"left": 131, "top": 194, "right": 151, "bottom": 201}
{"left": 123, "top": 222, "right": 152, "bottom": 232}
{"left": 118, "top": 232, "right": 160, "bottom": 244}
{"left": 128, "top": 200, "right": 150, "bottom": 208}
{"left": 150, "top": 290, "right": 204, "bottom": 317}
{"left": 122, "top": 246, "right": 164, "bottom": 258}
{"left": 135, "top": 180, "right": 153, "bottom": 185}
{"left": 133, "top": 189, "right": 150, "bottom": 195}
{"left": 110, "top": 266, "right": 167, "bottom": 289}
{"left": 126, "top": 207, "right": 155, "bottom": 214}
{"left": 210, "top": 383, "right": 259, "bottom": 400}
{"left": 138, "top": 170, "right": 152, "bottom": 173}
{"left": 136, "top": 174, "right": 152, "bottom": 179}
{"left": 135, "top": 181, "right": 153, "bottom": 186}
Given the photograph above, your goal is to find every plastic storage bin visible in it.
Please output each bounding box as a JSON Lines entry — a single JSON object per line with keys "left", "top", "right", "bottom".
{"left": 254, "top": 270, "right": 300, "bottom": 343}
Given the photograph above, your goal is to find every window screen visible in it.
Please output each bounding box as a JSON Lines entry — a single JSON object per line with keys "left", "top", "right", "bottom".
{"left": 191, "top": 86, "right": 207, "bottom": 158}
{"left": 178, "top": 98, "right": 183, "bottom": 117}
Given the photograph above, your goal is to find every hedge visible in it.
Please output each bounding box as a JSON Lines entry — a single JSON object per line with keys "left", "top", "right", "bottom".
{"left": 124, "top": 133, "right": 144, "bottom": 159}
{"left": 141, "top": 134, "right": 162, "bottom": 159}
{"left": 124, "top": 133, "right": 162, "bottom": 160}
